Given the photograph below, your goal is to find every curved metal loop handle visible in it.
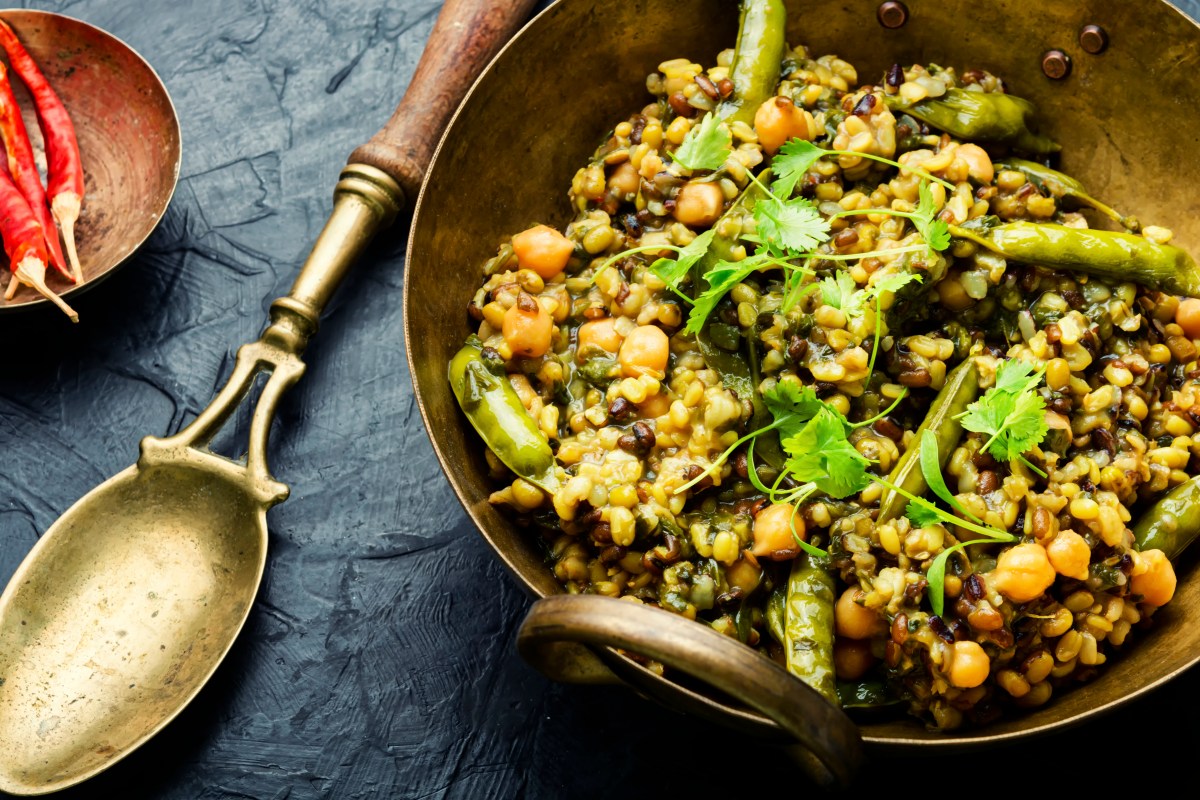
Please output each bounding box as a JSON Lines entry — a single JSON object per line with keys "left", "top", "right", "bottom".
{"left": 517, "top": 594, "right": 864, "bottom": 790}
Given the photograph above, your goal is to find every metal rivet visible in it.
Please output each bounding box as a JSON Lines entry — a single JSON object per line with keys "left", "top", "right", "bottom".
{"left": 1080, "top": 24, "right": 1109, "bottom": 54}
{"left": 877, "top": 1, "right": 908, "bottom": 29}
{"left": 1041, "top": 49, "right": 1072, "bottom": 80}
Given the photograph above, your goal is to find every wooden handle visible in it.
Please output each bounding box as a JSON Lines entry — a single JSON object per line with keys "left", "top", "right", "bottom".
{"left": 348, "top": 0, "right": 539, "bottom": 201}
{"left": 517, "top": 595, "right": 864, "bottom": 789}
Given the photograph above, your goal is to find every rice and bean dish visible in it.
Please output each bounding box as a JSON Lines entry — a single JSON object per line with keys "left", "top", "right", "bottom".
{"left": 448, "top": 0, "right": 1196, "bottom": 730}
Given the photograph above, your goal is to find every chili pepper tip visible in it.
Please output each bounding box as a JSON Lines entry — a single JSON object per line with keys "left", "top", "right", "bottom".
{"left": 12, "top": 255, "right": 78, "bottom": 321}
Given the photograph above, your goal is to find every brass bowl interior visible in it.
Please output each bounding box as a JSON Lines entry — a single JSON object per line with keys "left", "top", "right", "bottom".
{"left": 405, "top": 0, "right": 1200, "bottom": 747}
{"left": 0, "top": 9, "right": 181, "bottom": 311}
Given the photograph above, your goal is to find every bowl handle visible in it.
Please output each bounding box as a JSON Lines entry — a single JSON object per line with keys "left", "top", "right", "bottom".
{"left": 517, "top": 594, "right": 864, "bottom": 789}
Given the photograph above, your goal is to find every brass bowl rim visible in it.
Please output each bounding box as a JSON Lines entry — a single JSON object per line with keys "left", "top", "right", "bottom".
{"left": 0, "top": 7, "right": 183, "bottom": 314}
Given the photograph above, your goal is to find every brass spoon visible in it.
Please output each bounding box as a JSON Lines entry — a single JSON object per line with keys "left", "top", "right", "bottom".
{"left": 0, "top": 0, "right": 536, "bottom": 793}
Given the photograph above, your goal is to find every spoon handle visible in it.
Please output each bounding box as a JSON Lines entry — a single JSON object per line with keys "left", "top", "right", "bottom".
{"left": 273, "top": 0, "right": 541, "bottom": 344}
{"left": 148, "top": 1, "right": 539, "bottom": 491}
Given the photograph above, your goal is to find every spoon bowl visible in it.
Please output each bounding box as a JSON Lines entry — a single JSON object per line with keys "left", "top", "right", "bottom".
{"left": 0, "top": 460, "right": 266, "bottom": 795}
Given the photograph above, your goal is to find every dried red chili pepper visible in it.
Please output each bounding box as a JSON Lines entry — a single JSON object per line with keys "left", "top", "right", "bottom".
{"left": 0, "top": 62, "right": 69, "bottom": 281}
{"left": 0, "top": 163, "right": 76, "bottom": 321}
{"left": 0, "top": 19, "right": 84, "bottom": 283}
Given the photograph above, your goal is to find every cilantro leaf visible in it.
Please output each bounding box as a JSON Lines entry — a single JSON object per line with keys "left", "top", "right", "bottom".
{"left": 993, "top": 360, "right": 1042, "bottom": 395}
{"left": 781, "top": 408, "right": 871, "bottom": 499}
{"left": 869, "top": 270, "right": 922, "bottom": 299}
{"left": 649, "top": 229, "right": 715, "bottom": 290}
{"left": 753, "top": 195, "right": 831, "bottom": 253}
{"left": 820, "top": 270, "right": 857, "bottom": 311}
{"left": 672, "top": 112, "right": 731, "bottom": 171}
{"left": 769, "top": 138, "right": 825, "bottom": 199}
{"left": 959, "top": 360, "right": 1049, "bottom": 463}
{"left": 685, "top": 253, "right": 769, "bottom": 335}
{"left": 763, "top": 381, "right": 838, "bottom": 440}
{"left": 820, "top": 270, "right": 921, "bottom": 321}
{"left": 914, "top": 181, "right": 951, "bottom": 253}
{"left": 905, "top": 496, "right": 943, "bottom": 528}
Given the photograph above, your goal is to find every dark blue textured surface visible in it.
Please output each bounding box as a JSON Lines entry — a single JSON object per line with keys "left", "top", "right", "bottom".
{"left": 1, "top": 1, "right": 1199, "bottom": 797}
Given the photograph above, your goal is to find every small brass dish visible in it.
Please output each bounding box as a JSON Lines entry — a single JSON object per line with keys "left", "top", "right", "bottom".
{"left": 0, "top": 8, "right": 181, "bottom": 313}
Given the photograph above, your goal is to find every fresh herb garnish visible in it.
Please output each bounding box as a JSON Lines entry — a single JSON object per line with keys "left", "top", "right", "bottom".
{"left": 917, "top": 429, "right": 982, "bottom": 523}
{"left": 753, "top": 193, "right": 831, "bottom": 253}
{"left": 685, "top": 251, "right": 803, "bottom": 335}
{"left": 768, "top": 137, "right": 955, "bottom": 196}
{"left": 672, "top": 112, "right": 732, "bottom": 171}
{"left": 648, "top": 229, "right": 715, "bottom": 295}
{"left": 876, "top": 473, "right": 1018, "bottom": 615}
{"left": 781, "top": 407, "right": 873, "bottom": 499}
{"left": 957, "top": 360, "right": 1049, "bottom": 476}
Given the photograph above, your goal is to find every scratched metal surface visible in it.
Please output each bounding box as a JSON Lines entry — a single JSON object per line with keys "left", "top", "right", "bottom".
{"left": 1, "top": 0, "right": 1199, "bottom": 797}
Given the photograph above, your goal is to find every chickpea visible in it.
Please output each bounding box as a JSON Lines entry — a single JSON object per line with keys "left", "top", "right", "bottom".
{"left": 672, "top": 181, "right": 725, "bottom": 228}
{"left": 948, "top": 640, "right": 990, "bottom": 688}
{"left": 511, "top": 224, "right": 574, "bottom": 279}
{"left": 833, "top": 637, "right": 875, "bottom": 680}
{"left": 936, "top": 273, "right": 975, "bottom": 312}
{"left": 989, "top": 542, "right": 1056, "bottom": 603}
{"left": 1131, "top": 548, "right": 1177, "bottom": 607}
{"left": 955, "top": 143, "right": 994, "bottom": 185}
{"left": 753, "top": 96, "right": 816, "bottom": 154}
{"left": 608, "top": 161, "right": 640, "bottom": 198}
{"left": 751, "top": 502, "right": 803, "bottom": 560}
{"left": 1175, "top": 297, "right": 1200, "bottom": 339}
{"left": 726, "top": 555, "right": 763, "bottom": 594}
{"left": 834, "top": 587, "right": 887, "bottom": 640}
{"left": 502, "top": 294, "right": 553, "bottom": 358}
{"left": 1046, "top": 530, "right": 1090, "bottom": 581}
{"left": 576, "top": 317, "right": 624, "bottom": 359}
{"left": 639, "top": 392, "right": 672, "bottom": 418}
{"left": 618, "top": 325, "right": 669, "bottom": 377}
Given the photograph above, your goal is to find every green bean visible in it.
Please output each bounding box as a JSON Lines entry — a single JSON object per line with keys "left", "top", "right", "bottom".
{"left": 448, "top": 338, "right": 559, "bottom": 493}
{"left": 877, "top": 358, "right": 979, "bottom": 522}
{"left": 783, "top": 553, "right": 839, "bottom": 706}
{"left": 716, "top": 0, "right": 787, "bottom": 126}
{"left": 950, "top": 221, "right": 1200, "bottom": 298}
{"left": 1132, "top": 475, "right": 1200, "bottom": 560}
{"left": 994, "top": 158, "right": 1134, "bottom": 229}
{"left": 884, "top": 88, "right": 1059, "bottom": 155}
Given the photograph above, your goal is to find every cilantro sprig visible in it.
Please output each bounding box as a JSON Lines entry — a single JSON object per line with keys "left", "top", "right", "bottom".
{"left": 769, "top": 138, "right": 955, "bottom": 198}
{"left": 672, "top": 112, "right": 732, "bottom": 171}
{"left": 957, "top": 360, "right": 1049, "bottom": 476}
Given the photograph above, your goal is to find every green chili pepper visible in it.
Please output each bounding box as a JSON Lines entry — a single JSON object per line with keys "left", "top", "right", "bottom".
{"left": 994, "top": 158, "right": 1134, "bottom": 229}
{"left": 950, "top": 221, "right": 1200, "bottom": 298}
{"left": 877, "top": 358, "right": 979, "bottom": 522}
{"left": 717, "top": 0, "right": 787, "bottom": 126}
{"left": 448, "top": 338, "right": 559, "bottom": 493}
{"left": 783, "top": 553, "right": 838, "bottom": 706}
{"left": 884, "top": 88, "right": 1060, "bottom": 155}
{"left": 1132, "top": 475, "right": 1200, "bottom": 560}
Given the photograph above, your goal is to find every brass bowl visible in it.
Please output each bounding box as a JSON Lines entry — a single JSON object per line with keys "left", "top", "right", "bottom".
{"left": 0, "top": 9, "right": 181, "bottom": 312}
{"left": 406, "top": 0, "right": 1200, "bottom": 771}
